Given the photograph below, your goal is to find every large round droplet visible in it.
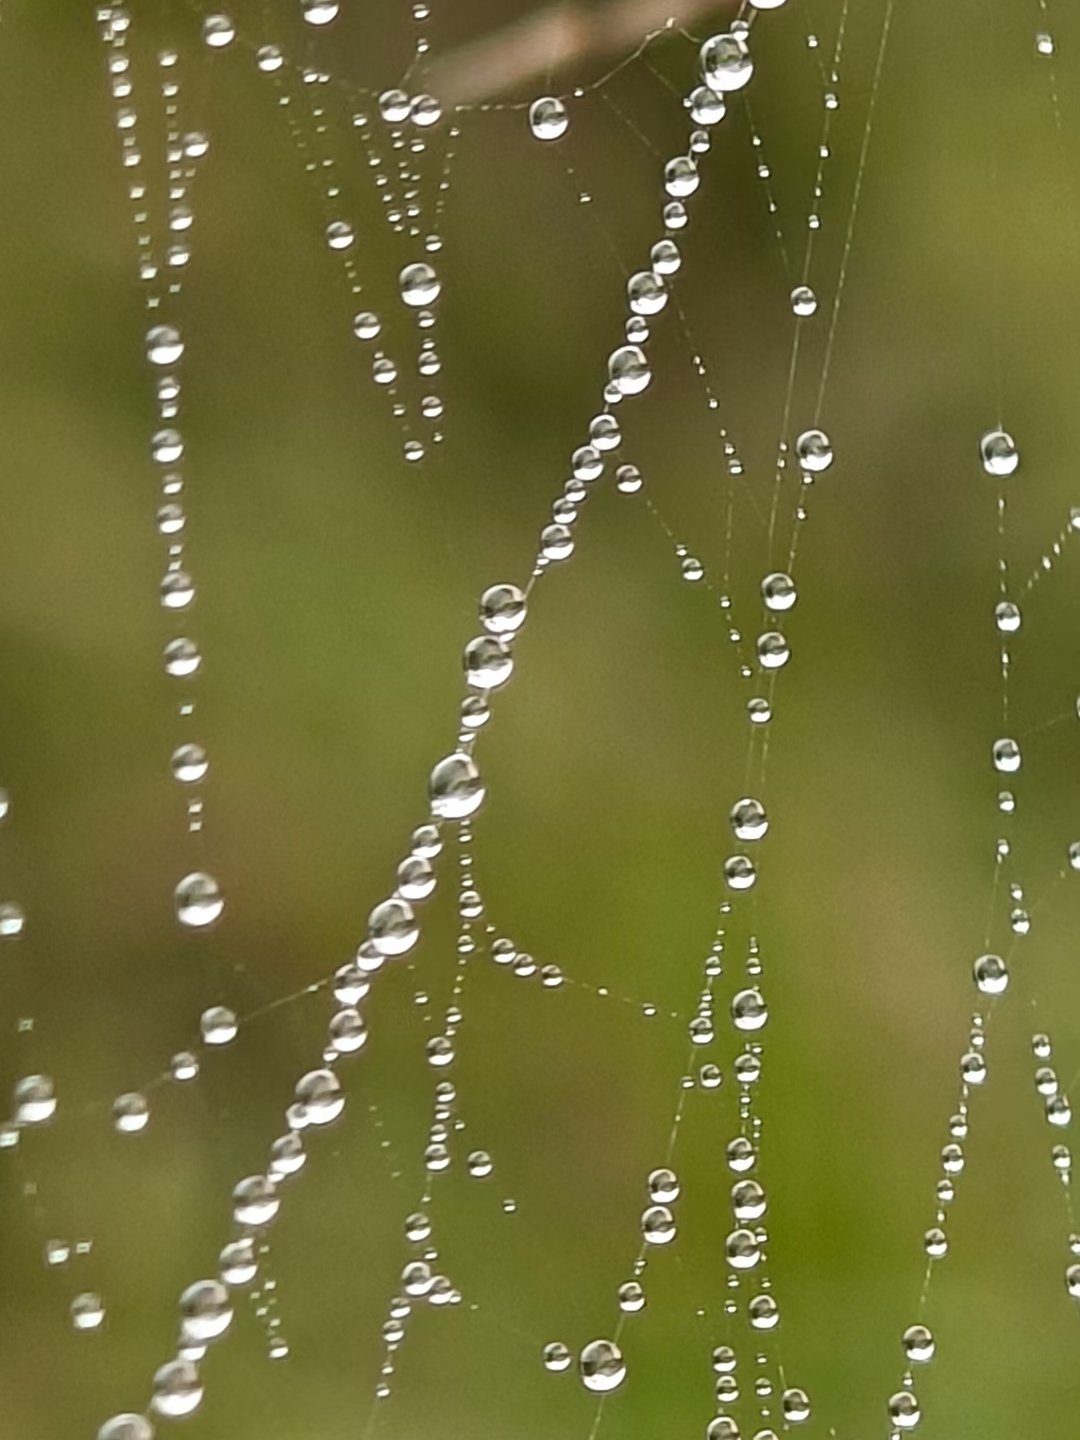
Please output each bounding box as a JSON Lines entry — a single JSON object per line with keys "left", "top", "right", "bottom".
{"left": 608, "top": 344, "right": 651, "bottom": 396}
{"left": 175, "top": 872, "right": 224, "bottom": 928}
{"left": 732, "top": 987, "right": 768, "bottom": 1031}
{"left": 701, "top": 33, "right": 753, "bottom": 92}
{"left": 147, "top": 325, "right": 183, "bottom": 366}
{"left": 232, "top": 1174, "right": 279, "bottom": 1227}
{"left": 480, "top": 583, "right": 527, "bottom": 634}
{"left": 179, "top": 1279, "right": 232, "bottom": 1343}
{"left": 301, "top": 0, "right": 340, "bottom": 24}
{"left": 14, "top": 1073, "right": 56, "bottom": 1125}
{"left": 887, "top": 1391, "right": 920, "bottom": 1431}
{"left": 795, "top": 428, "right": 833, "bottom": 471}
{"left": 973, "top": 953, "right": 1008, "bottom": 995}
{"left": 464, "top": 634, "right": 514, "bottom": 689}
{"left": 71, "top": 1292, "right": 105, "bottom": 1331}
{"left": 980, "top": 429, "right": 1019, "bottom": 477}
{"left": 903, "top": 1323, "right": 935, "bottom": 1363}
{"left": 400, "top": 262, "right": 440, "bottom": 306}
{"left": 97, "top": 1417, "right": 154, "bottom": 1440}
{"left": 368, "top": 897, "right": 419, "bottom": 957}
{"left": 730, "top": 797, "right": 768, "bottom": 841}
{"left": 761, "top": 571, "right": 797, "bottom": 611}
{"left": 295, "top": 1068, "right": 345, "bottom": 1126}
{"left": 578, "top": 1338, "right": 626, "bottom": 1393}
{"left": 641, "top": 1204, "right": 677, "bottom": 1244}
{"left": 528, "top": 96, "right": 568, "bottom": 140}
{"left": 151, "top": 1359, "right": 202, "bottom": 1418}
{"left": 429, "top": 752, "right": 485, "bottom": 820}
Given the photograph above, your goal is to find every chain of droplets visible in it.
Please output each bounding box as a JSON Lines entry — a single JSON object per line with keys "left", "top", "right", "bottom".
{"left": 81, "top": 13, "right": 832, "bottom": 1437}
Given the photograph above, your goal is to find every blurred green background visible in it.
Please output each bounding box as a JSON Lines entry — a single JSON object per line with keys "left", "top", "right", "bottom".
{"left": 1, "top": 0, "right": 1079, "bottom": 1435}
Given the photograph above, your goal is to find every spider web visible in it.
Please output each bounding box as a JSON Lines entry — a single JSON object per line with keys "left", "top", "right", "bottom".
{"left": 1, "top": 1, "right": 1079, "bottom": 1437}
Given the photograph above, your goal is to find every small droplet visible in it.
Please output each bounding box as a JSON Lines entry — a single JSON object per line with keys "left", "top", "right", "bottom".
{"left": 175, "top": 872, "right": 224, "bottom": 928}
{"left": 980, "top": 429, "right": 1019, "bottom": 477}
{"left": 528, "top": 96, "right": 568, "bottom": 141}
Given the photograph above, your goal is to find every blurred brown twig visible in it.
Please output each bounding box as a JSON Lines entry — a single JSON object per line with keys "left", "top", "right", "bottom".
{"left": 424, "top": 0, "right": 732, "bottom": 106}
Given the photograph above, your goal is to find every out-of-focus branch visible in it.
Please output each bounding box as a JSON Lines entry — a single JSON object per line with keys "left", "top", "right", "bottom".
{"left": 424, "top": 0, "right": 733, "bottom": 107}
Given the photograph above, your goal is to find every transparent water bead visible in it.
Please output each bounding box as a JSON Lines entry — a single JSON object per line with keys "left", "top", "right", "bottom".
{"left": 888, "top": 1391, "right": 921, "bottom": 1430}
{"left": 973, "top": 953, "right": 1008, "bottom": 995}
{"left": 701, "top": 33, "right": 753, "bottom": 93}
{"left": 220, "top": 1237, "right": 257, "bottom": 1286}
{"left": 578, "top": 1338, "right": 626, "bottom": 1393}
{"left": 71, "top": 1292, "right": 106, "bottom": 1331}
{"left": 295, "top": 1068, "right": 345, "bottom": 1126}
{"left": 1036, "top": 31, "right": 1055, "bottom": 55}
{"left": 368, "top": 897, "right": 418, "bottom": 956}
{"left": 430, "top": 752, "right": 485, "bottom": 820}
{"left": 725, "top": 1228, "right": 761, "bottom": 1269}
{"left": 1070, "top": 841, "right": 1080, "bottom": 871}
{"left": 161, "top": 571, "right": 194, "bottom": 609}
{"left": 706, "top": 1419, "right": 739, "bottom": 1440}
{"left": 1067, "top": 1264, "right": 1080, "bottom": 1298}
{"left": 648, "top": 1166, "right": 680, "bottom": 1202}
{"left": 203, "top": 14, "right": 235, "bottom": 48}
{"left": 732, "top": 988, "right": 768, "bottom": 1031}
{"left": 164, "top": 638, "right": 200, "bottom": 677}
{"left": 464, "top": 634, "right": 513, "bottom": 689}
{"left": 731, "top": 797, "right": 768, "bottom": 841}
{"left": 97, "top": 1417, "right": 154, "bottom": 1440}
{"left": 980, "top": 429, "right": 1019, "bottom": 476}
{"left": 543, "top": 1340, "right": 572, "bottom": 1373}
{"left": 617, "top": 1280, "right": 645, "bottom": 1313}
{"left": 756, "top": 632, "right": 790, "bottom": 669}
{"left": 151, "top": 1359, "right": 203, "bottom": 1418}
{"left": 761, "top": 571, "right": 797, "bottom": 611}
{"left": 152, "top": 428, "right": 183, "bottom": 464}
{"left": 171, "top": 743, "right": 208, "bottom": 783}
{"left": 795, "top": 428, "right": 833, "bottom": 471}
{"left": 113, "top": 1092, "right": 149, "bottom": 1134}
{"left": 783, "top": 1387, "right": 811, "bottom": 1422}
{"left": 411, "top": 94, "right": 442, "bottom": 128}
{"left": 175, "top": 872, "right": 224, "bottom": 927}
{"left": 992, "top": 737, "right": 1021, "bottom": 773}
{"left": 528, "top": 96, "right": 568, "bottom": 141}
{"left": 664, "top": 155, "right": 699, "bottom": 198}
{"left": 171, "top": 1052, "right": 199, "bottom": 1082}
{"left": 995, "top": 600, "right": 1021, "bottom": 633}
{"left": 790, "top": 284, "right": 817, "bottom": 318}
{"left": 232, "top": 1174, "right": 279, "bottom": 1227}
{"left": 0, "top": 901, "right": 25, "bottom": 937}
{"left": 14, "top": 1074, "right": 56, "bottom": 1125}
{"left": 480, "top": 583, "right": 527, "bottom": 634}
{"left": 724, "top": 855, "right": 757, "bottom": 890}
{"left": 903, "top": 1323, "right": 935, "bottom": 1363}
{"left": 608, "top": 344, "right": 651, "bottom": 396}
{"left": 302, "top": 0, "right": 340, "bottom": 24}
{"left": 616, "top": 463, "right": 643, "bottom": 493}
{"left": 688, "top": 86, "right": 726, "bottom": 125}
{"left": 200, "top": 1006, "right": 237, "bottom": 1045}
{"left": 400, "top": 262, "right": 441, "bottom": 306}
{"left": 734, "top": 1179, "right": 768, "bottom": 1220}
{"left": 326, "top": 220, "right": 354, "bottom": 251}
{"left": 179, "top": 1280, "right": 232, "bottom": 1343}
{"left": 628, "top": 270, "right": 666, "bottom": 316}
{"left": 749, "top": 1292, "right": 778, "bottom": 1328}
{"left": 147, "top": 324, "right": 183, "bottom": 366}
{"left": 641, "top": 1204, "right": 677, "bottom": 1244}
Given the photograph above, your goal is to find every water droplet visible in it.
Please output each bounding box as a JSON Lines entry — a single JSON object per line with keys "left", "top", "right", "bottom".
{"left": 179, "top": 1280, "right": 232, "bottom": 1343}
{"left": 732, "top": 988, "right": 768, "bottom": 1031}
{"left": 791, "top": 285, "right": 817, "bottom": 316}
{"left": 151, "top": 1359, "right": 203, "bottom": 1418}
{"left": 113, "top": 1092, "right": 149, "bottom": 1134}
{"left": 175, "top": 872, "right": 224, "bottom": 928}
{"left": 71, "top": 1292, "right": 106, "bottom": 1331}
{"left": 761, "top": 571, "right": 797, "bottom": 611}
{"left": 700, "top": 33, "right": 754, "bottom": 93}
{"left": 730, "top": 797, "right": 768, "bottom": 841}
{"left": 903, "top": 1323, "right": 935, "bottom": 1363}
{"left": 302, "top": 0, "right": 339, "bottom": 24}
{"left": 528, "top": 96, "right": 568, "bottom": 141}
{"left": 147, "top": 325, "right": 183, "bottom": 365}
{"left": 579, "top": 1338, "right": 626, "bottom": 1393}
{"left": 608, "top": 344, "right": 651, "bottom": 396}
{"left": 14, "top": 1073, "right": 56, "bottom": 1125}
{"left": 795, "top": 428, "right": 833, "bottom": 471}
{"left": 430, "top": 752, "right": 485, "bottom": 820}
{"left": 973, "top": 953, "right": 1008, "bottom": 995}
{"left": 295, "top": 1068, "right": 345, "bottom": 1125}
{"left": 887, "top": 1391, "right": 921, "bottom": 1430}
{"left": 200, "top": 1006, "right": 237, "bottom": 1045}
{"left": 543, "top": 1340, "right": 572, "bottom": 1372}
{"left": 980, "top": 430, "right": 1019, "bottom": 477}
{"left": 400, "top": 262, "right": 441, "bottom": 306}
